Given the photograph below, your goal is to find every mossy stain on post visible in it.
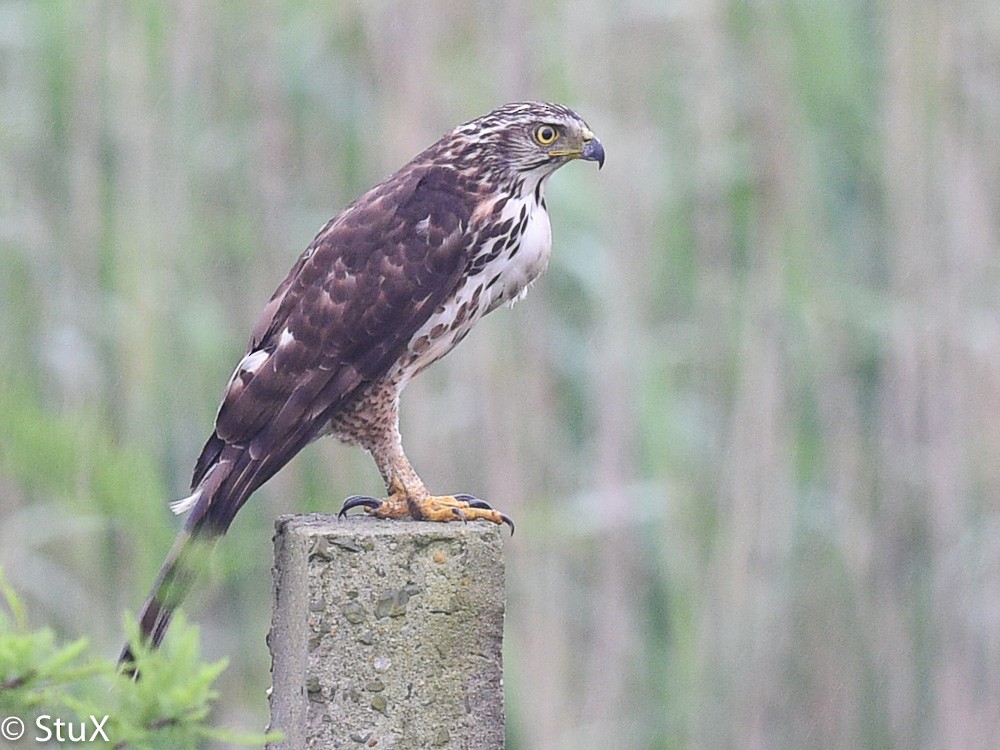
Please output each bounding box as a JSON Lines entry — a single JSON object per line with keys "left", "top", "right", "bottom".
{"left": 268, "top": 514, "right": 506, "bottom": 749}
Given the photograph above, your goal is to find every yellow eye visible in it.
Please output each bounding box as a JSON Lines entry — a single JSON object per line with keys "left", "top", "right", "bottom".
{"left": 534, "top": 124, "right": 558, "bottom": 145}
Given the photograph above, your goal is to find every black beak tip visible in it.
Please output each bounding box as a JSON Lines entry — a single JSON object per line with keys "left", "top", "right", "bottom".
{"left": 582, "top": 138, "right": 605, "bottom": 170}
{"left": 580, "top": 138, "right": 604, "bottom": 169}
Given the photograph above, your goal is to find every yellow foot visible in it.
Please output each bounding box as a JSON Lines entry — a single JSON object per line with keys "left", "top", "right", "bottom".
{"left": 338, "top": 490, "right": 514, "bottom": 534}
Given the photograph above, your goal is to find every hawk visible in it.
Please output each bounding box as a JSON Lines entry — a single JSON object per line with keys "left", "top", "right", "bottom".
{"left": 120, "top": 101, "right": 603, "bottom": 664}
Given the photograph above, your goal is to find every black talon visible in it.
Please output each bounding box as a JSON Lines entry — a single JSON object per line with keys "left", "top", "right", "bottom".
{"left": 338, "top": 495, "right": 382, "bottom": 518}
{"left": 468, "top": 501, "right": 494, "bottom": 510}
{"left": 451, "top": 507, "right": 469, "bottom": 523}
{"left": 451, "top": 493, "right": 514, "bottom": 535}
{"left": 452, "top": 493, "right": 489, "bottom": 508}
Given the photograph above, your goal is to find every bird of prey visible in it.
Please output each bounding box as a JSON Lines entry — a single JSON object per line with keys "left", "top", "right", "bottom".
{"left": 120, "top": 101, "right": 603, "bottom": 665}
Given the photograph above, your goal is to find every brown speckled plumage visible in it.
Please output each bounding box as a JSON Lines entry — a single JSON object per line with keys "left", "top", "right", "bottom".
{"left": 121, "top": 102, "right": 603, "bottom": 662}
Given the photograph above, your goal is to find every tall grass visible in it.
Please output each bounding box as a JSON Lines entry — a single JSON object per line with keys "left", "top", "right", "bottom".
{"left": 2, "top": 0, "right": 1000, "bottom": 747}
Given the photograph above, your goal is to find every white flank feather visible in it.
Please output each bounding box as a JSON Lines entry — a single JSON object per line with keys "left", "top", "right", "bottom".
{"left": 169, "top": 491, "right": 201, "bottom": 516}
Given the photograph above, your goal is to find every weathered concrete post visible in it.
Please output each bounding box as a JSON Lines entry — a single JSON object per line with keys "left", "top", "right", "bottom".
{"left": 267, "top": 514, "right": 506, "bottom": 749}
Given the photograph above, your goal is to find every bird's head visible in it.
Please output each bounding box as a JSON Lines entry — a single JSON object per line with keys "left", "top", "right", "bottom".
{"left": 451, "top": 101, "right": 605, "bottom": 179}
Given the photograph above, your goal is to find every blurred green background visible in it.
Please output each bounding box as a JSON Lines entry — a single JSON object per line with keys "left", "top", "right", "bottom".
{"left": 3, "top": 0, "right": 1000, "bottom": 748}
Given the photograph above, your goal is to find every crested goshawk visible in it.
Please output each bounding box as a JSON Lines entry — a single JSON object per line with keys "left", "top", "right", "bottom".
{"left": 121, "top": 101, "right": 604, "bottom": 661}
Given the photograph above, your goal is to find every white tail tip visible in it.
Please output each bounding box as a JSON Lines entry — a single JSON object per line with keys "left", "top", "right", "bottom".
{"left": 169, "top": 491, "right": 200, "bottom": 515}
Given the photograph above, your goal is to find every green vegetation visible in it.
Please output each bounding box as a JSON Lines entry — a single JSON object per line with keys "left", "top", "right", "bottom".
{"left": 0, "top": 569, "right": 278, "bottom": 748}
{"left": 2, "top": 0, "right": 999, "bottom": 747}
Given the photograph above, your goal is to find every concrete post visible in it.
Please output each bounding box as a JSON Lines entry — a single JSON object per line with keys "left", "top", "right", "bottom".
{"left": 267, "top": 514, "right": 506, "bottom": 749}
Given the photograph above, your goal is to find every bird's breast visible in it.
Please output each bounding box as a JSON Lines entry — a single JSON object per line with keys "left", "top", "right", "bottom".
{"left": 395, "top": 193, "right": 552, "bottom": 386}
{"left": 493, "top": 195, "right": 552, "bottom": 308}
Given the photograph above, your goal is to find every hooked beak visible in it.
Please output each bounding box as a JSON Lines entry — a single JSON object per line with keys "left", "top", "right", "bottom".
{"left": 548, "top": 127, "right": 606, "bottom": 169}
{"left": 580, "top": 129, "right": 605, "bottom": 169}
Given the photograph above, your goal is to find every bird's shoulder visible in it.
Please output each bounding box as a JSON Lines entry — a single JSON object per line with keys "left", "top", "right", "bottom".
{"left": 250, "top": 161, "right": 488, "bottom": 352}
{"left": 208, "top": 160, "right": 491, "bottom": 451}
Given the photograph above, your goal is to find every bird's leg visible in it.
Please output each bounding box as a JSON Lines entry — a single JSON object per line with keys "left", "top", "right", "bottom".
{"left": 338, "top": 438, "right": 513, "bottom": 532}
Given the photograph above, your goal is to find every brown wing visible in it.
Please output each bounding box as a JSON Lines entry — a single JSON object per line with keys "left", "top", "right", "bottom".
{"left": 186, "top": 162, "right": 477, "bottom": 532}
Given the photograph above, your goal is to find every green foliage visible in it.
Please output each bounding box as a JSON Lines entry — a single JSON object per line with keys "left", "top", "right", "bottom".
{"left": 2, "top": 0, "right": 999, "bottom": 747}
{"left": 0, "top": 571, "right": 100, "bottom": 710}
{"left": 0, "top": 374, "right": 175, "bottom": 629}
{"left": 0, "top": 569, "right": 279, "bottom": 748}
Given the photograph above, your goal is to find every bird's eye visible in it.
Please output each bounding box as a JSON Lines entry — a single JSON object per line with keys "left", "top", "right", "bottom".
{"left": 534, "top": 124, "right": 558, "bottom": 145}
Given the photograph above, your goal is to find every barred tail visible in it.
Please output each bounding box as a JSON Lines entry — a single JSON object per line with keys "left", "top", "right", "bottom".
{"left": 118, "top": 528, "right": 218, "bottom": 672}
{"left": 118, "top": 439, "right": 287, "bottom": 674}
